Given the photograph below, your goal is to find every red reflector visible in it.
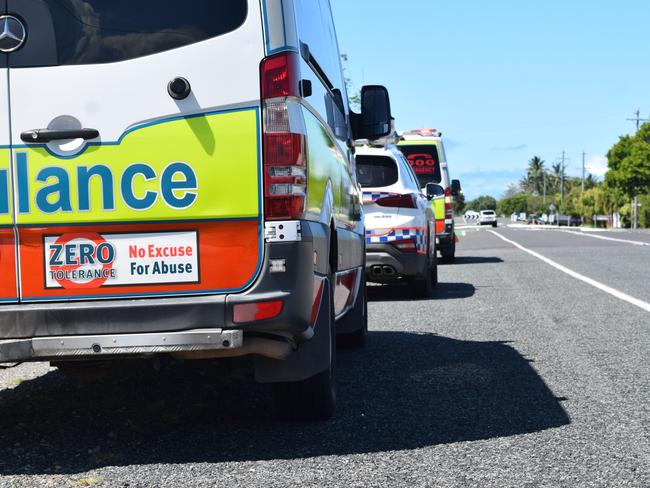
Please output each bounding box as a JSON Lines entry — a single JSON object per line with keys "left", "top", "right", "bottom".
{"left": 391, "top": 238, "right": 418, "bottom": 253}
{"left": 233, "top": 300, "right": 284, "bottom": 323}
{"left": 335, "top": 269, "right": 358, "bottom": 313}
{"left": 375, "top": 193, "right": 418, "bottom": 209}
{"left": 265, "top": 196, "right": 306, "bottom": 221}
{"left": 261, "top": 52, "right": 300, "bottom": 99}
{"left": 264, "top": 133, "right": 305, "bottom": 166}
{"left": 310, "top": 277, "right": 326, "bottom": 325}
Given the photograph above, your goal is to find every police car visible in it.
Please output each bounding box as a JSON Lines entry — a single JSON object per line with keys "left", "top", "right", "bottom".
{"left": 397, "top": 129, "right": 462, "bottom": 263}
{"left": 356, "top": 144, "right": 438, "bottom": 297}
{"left": 0, "top": 0, "right": 393, "bottom": 420}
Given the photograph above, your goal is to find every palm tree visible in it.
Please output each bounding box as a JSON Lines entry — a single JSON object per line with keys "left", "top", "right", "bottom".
{"left": 550, "top": 162, "right": 565, "bottom": 193}
{"left": 525, "top": 156, "right": 546, "bottom": 195}
{"left": 584, "top": 173, "right": 599, "bottom": 190}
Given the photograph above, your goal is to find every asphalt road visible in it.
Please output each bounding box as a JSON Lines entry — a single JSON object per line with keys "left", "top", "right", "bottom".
{"left": 1, "top": 225, "right": 650, "bottom": 487}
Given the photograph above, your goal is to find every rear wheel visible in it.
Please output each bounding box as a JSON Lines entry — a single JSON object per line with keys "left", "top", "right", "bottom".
{"left": 440, "top": 240, "right": 456, "bottom": 264}
{"left": 272, "top": 273, "right": 336, "bottom": 421}
{"left": 411, "top": 240, "right": 435, "bottom": 298}
{"left": 431, "top": 253, "right": 438, "bottom": 288}
{"left": 411, "top": 267, "right": 432, "bottom": 298}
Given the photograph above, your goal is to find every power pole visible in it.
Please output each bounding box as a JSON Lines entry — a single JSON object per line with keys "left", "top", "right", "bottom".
{"left": 560, "top": 151, "right": 566, "bottom": 206}
{"left": 627, "top": 109, "right": 650, "bottom": 131}
{"left": 581, "top": 151, "right": 586, "bottom": 192}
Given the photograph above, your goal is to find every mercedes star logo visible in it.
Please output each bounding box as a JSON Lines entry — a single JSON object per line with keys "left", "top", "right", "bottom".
{"left": 0, "top": 15, "right": 26, "bottom": 54}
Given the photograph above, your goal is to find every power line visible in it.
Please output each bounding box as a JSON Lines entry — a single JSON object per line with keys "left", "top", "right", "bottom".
{"left": 627, "top": 109, "right": 650, "bottom": 131}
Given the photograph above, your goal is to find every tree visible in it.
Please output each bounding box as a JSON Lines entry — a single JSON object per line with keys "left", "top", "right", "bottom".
{"left": 503, "top": 182, "right": 523, "bottom": 197}
{"left": 560, "top": 187, "right": 580, "bottom": 215}
{"left": 526, "top": 195, "right": 552, "bottom": 215}
{"left": 584, "top": 173, "right": 599, "bottom": 190}
{"left": 551, "top": 163, "right": 560, "bottom": 193}
{"left": 575, "top": 187, "right": 597, "bottom": 222}
{"left": 571, "top": 184, "right": 622, "bottom": 223}
{"left": 465, "top": 195, "right": 497, "bottom": 212}
{"left": 497, "top": 194, "right": 528, "bottom": 216}
{"left": 605, "top": 122, "right": 650, "bottom": 198}
{"left": 520, "top": 156, "right": 546, "bottom": 195}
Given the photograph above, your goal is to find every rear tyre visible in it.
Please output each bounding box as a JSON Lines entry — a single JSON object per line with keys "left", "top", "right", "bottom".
{"left": 272, "top": 274, "right": 336, "bottom": 421}
{"left": 431, "top": 253, "right": 438, "bottom": 289}
{"left": 411, "top": 254, "right": 434, "bottom": 299}
{"left": 440, "top": 240, "right": 456, "bottom": 264}
{"left": 337, "top": 277, "right": 368, "bottom": 349}
{"left": 492, "top": 222, "right": 497, "bottom": 228}
{"left": 411, "top": 270, "right": 432, "bottom": 299}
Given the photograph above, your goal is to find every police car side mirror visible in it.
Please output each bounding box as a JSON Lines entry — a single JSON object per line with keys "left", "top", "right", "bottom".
{"left": 426, "top": 183, "right": 444, "bottom": 200}
{"left": 351, "top": 85, "right": 392, "bottom": 141}
{"left": 451, "top": 179, "right": 462, "bottom": 197}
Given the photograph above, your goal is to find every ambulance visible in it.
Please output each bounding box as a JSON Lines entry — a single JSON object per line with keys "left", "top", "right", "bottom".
{"left": 0, "top": 0, "right": 392, "bottom": 420}
{"left": 397, "top": 129, "right": 461, "bottom": 263}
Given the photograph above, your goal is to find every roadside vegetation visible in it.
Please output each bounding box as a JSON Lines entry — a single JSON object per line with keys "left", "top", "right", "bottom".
{"left": 459, "top": 123, "right": 650, "bottom": 228}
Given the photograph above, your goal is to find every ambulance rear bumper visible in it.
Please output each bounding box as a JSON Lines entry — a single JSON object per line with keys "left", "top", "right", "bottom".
{"left": 0, "top": 221, "right": 343, "bottom": 364}
{"left": 0, "top": 328, "right": 243, "bottom": 363}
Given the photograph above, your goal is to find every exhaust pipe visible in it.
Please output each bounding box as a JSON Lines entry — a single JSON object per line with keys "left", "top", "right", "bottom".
{"left": 173, "top": 337, "right": 293, "bottom": 361}
{"left": 382, "top": 266, "right": 396, "bottom": 276}
{"left": 372, "top": 265, "right": 383, "bottom": 276}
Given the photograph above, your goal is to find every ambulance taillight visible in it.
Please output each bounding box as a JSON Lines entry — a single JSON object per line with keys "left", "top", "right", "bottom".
{"left": 261, "top": 52, "right": 308, "bottom": 221}
{"left": 444, "top": 187, "right": 453, "bottom": 219}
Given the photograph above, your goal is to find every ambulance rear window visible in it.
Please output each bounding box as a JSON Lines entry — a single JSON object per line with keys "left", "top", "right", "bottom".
{"left": 396, "top": 145, "right": 442, "bottom": 186}
{"left": 356, "top": 156, "right": 399, "bottom": 188}
{"left": 8, "top": 0, "right": 248, "bottom": 67}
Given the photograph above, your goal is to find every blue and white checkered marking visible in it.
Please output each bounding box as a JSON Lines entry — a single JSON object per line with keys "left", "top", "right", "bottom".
{"left": 366, "top": 227, "right": 427, "bottom": 252}
{"left": 362, "top": 192, "right": 397, "bottom": 204}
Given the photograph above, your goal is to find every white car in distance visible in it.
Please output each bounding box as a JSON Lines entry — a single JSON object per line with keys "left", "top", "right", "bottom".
{"left": 479, "top": 210, "right": 498, "bottom": 227}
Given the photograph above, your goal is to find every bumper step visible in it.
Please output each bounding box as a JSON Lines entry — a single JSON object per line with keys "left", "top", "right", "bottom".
{"left": 0, "top": 329, "right": 243, "bottom": 362}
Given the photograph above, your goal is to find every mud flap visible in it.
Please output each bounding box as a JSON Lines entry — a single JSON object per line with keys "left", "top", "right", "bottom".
{"left": 336, "top": 271, "right": 365, "bottom": 335}
{"left": 254, "top": 279, "right": 332, "bottom": 383}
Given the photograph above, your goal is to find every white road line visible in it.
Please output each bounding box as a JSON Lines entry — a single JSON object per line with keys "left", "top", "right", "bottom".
{"left": 488, "top": 230, "right": 650, "bottom": 313}
{"left": 506, "top": 223, "right": 650, "bottom": 246}
{"left": 455, "top": 225, "right": 485, "bottom": 231}
{"left": 557, "top": 230, "right": 650, "bottom": 247}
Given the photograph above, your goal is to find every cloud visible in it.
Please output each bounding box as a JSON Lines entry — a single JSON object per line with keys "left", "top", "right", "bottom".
{"left": 491, "top": 144, "right": 528, "bottom": 152}
{"left": 586, "top": 155, "right": 608, "bottom": 177}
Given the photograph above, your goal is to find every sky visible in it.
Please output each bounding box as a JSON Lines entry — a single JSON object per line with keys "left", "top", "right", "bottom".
{"left": 331, "top": 0, "right": 650, "bottom": 200}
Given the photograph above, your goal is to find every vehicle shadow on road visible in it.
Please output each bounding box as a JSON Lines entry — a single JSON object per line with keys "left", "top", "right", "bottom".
{"left": 0, "top": 332, "right": 569, "bottom": 475}
{"left": 368, "top": 282, "right": 476, "bottom": 301}
{"left": 446, "top": 256, "right": 504, "bottom": 265}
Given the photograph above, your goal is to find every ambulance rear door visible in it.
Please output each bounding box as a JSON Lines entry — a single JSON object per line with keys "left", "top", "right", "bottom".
{"left": 6, "top": 0, "right": 265, "bottom": 303}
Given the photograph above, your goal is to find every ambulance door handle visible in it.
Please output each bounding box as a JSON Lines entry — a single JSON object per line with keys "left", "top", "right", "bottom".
{"left": 20, "top": 128, "right": 100, "bottom": 144}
